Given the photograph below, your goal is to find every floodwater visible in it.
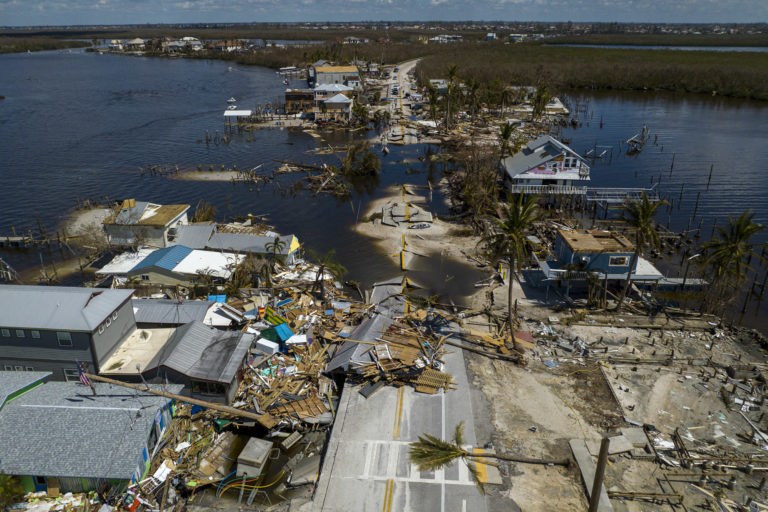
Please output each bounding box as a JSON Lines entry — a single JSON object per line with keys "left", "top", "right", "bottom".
{"left": 2, "top": 50, "right": 768, "bottom": 322}
{"left": 558, "top": 91, "right": 768, "bottom": 329}
{"left": 549, "top": 44, "right": 768, "bottom": 53}
{"left": 0, "top": 49, "right": 484, "bottom": 302}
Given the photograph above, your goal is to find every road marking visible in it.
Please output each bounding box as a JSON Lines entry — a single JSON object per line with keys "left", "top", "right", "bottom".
{"left": 473, "top": 448, "right": 489, "bottom": 483}
{"left": 393, "top": 386, "right": 405, "bottom": 439}
{"left": 441, "top": 389, "right": 446, "bottom": 512}
{"left": 462, "top": 499, "right": 467, "bottom": 512}
{"left": 382, "top": 478, "right": 395, "bottom": 512}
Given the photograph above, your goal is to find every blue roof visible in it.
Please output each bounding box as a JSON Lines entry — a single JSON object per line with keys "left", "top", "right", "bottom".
{"left": 130, "top": 246, "right": 194, "bottom": 272}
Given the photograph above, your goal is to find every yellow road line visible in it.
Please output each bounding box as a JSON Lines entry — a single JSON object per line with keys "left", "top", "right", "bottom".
{"left": 397, "top": 386, "right": 405, "bottom": 437}
{"left": 473, "top": 448, "right": 489, "bottom": 483}
{"left": 382, "top": 478, "right": 395, "bottom": 512}
{"left": 393, "top": 386, "right": 405, "bottom": 438}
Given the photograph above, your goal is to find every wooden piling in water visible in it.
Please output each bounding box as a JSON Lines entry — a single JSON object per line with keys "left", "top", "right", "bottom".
{"left": 707, "top": 164, "right": 714, "bottom": 191}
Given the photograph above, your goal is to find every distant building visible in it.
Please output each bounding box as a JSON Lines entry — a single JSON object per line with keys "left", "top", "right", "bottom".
{"left": 428, "top": 79, "right": 449, "bottom": 94}
{"left": 486, "top": 32, "right": 497, "bottom": 40}
{"left": 0, "top": 285, "right": 136, "bottom": 380}
{"left": 501, "top": 135, "right": 590, "bottom": 192}
{"left": 0, "top": 371, "right": 179, "bottom": 494}
{"left": 125, "top": 38, "right": 145, "bottom": 50}
{"left": 284, "top": 88, "right": 314, "bottom": 114}
{"left": 103, "top": 199, "right": 190, "bottom": 248}
{"left": 315, "top": 93, "right": 353, "bottom": 123}
{"left": 313, "top": 83, "right": 354, "bottom": 102}
{"left": 108, "top": 39, "right": 123, "bottom": 51}
{"left": 314, "top": 65, "right": 360, "bottom": 87}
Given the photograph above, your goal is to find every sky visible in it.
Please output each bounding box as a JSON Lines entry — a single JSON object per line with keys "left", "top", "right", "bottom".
{"left": 1, "top": 0, "right": 766, "bottom": 27}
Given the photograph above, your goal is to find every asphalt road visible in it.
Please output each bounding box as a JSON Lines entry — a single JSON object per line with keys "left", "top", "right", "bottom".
{"left": 313, "top": 324, "right": 489, "bottom": 512}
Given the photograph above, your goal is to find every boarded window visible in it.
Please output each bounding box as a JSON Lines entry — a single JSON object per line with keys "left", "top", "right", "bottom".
{"left": 1, "top": 329, "right": 10, "bottom": 337}
{"left": 31, "top": 330, "right": 40, "bottom": 339}
{"left": 15, "top": 330, "right": 24, "bottom": 338}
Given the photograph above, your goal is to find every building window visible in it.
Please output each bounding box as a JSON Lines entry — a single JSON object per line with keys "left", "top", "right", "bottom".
{"left": 57, "top": 332, "right": 73, "bottom": 347}
{"left": 15, "top": 330, "right": 24, "bottom": 338}
{"left": 4, "top": 365, "right": 12, "bottom": 371}
{"left": 31, "top": 330, "right": 40, "bottom": 339}
{"left": 64, "top": 369, "right": 80, "bottom": 382}
{"left": 105, "top": 317, "right": 111, "bottom": 327}
{"left": 141, "top": 275, "right": 150, "bottom": 281}
{"left": 26, "top": 366, "right": 34, "bottom": 371}
{"left": 1, "top": 329, "right": 9, "bottom": 337}
{"left": 112, "top": 312, "right": 118, "bottom": 320}
{"left": 14, "top": 366, "right": 23, "bottom": 371}
{"left": 609, "top": 256, "right": 629, "bottom": 267}
{"left": 98, "top": 325, "right": 104, "bottom": 334}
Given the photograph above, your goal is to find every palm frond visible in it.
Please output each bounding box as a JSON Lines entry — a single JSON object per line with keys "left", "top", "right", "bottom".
{"left": 454, "top": 421, "right": 465, "bottom": 447}
{"left": 465, "top": 459, "right": 486, "bottom": 495}
{"left": 408, "top": 434, "right": 466, "bottom": 472}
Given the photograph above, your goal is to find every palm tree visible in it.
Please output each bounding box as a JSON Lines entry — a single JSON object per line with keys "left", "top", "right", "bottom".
{"left": 482, "top": 194, "right": 542, "bottom": 332}
{"left": 531, "top": 85, "right": 551, "bottom": 121}
{"left": 409, "top": 422, "right": 568, "bottom": 495}
{"left": 445, "top": 65, "right": 459, "bottom": 130}
{"left": 701, "top": 210, "right": 766, "bottom": 311}
{"left": 307, "top": 249, "right": 347, "bottom": 300}
{"left": 498, "top": 122, "right": 515, "bottom": 164}
{"left": 264, "top": 237, "right": 286, "bottom": 302}
{"left": 616, "top": 192, "right": 669, "bottom": 310}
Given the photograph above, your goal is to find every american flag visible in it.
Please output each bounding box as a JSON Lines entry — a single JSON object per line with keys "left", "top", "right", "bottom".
{"left": 78, "top": 364, "right": 91, "bottom": 387}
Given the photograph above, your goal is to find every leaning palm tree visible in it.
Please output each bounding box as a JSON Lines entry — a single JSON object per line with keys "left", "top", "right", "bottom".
{"left": 307, "top": 249, "right": 347, "bottom": 300}
{"left": 701, "top": 210, "right": 766, "bottom": 312}
{"left": 482, "top": 194, "right": 542, "bottom": 331}
{"left": 616, "top": 192, "right": 669, "bottom": 310}
{"left": 409, "top": 422, "right": 568, "bottom": 494}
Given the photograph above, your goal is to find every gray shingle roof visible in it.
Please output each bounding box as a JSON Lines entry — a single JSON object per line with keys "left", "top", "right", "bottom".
{"left": 132, "top": 299, "right": 213, "bottom": 326}
{"left": 0, "top": 380, "right": 182, "bottom": 480}
{"left": 0, "top": 371, "right": 51, "bottom": 409}
{"left": 207, "top": 233, "right": 294, "bottom": 255}
{"left": 0, "top": 285, "right": 134, "bottom": 332}
{"left": 149, "top": 321, "right": 253, "bottom": 384}
{"left": 501, "top": 135, "right": 586, "bottom": 178}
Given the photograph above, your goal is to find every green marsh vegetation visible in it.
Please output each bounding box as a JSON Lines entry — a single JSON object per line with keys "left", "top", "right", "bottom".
{"left": 0, "top": 36, "right": 89, "bottom": 54}
{"left": 415, "top": 42, "right": 768, "bottom": 101}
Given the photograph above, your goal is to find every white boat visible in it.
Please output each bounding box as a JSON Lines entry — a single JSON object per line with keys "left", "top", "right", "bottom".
{"left": 227, "top": 105, "right": 237, "bottom": 110}
{"left": 283, "top": 79, "right": 289, "bottom": 86}
{"left": 408, "top": 223, "right": 431, "bottom": 230}
{"left": 226, "top": 97, "right": 237, "bottom": 104}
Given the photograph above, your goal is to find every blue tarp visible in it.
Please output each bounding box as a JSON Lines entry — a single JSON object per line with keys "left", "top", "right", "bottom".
{"left": 208, "top": 294, "right": 227, "bottom": 303}
{"left": 274, "top": 323, "right": 294, "bottom": 342}
{"left": 275, "top": 298, "right": 293, "bottom": 307}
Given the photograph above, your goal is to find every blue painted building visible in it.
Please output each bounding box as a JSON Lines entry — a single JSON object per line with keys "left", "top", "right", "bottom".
{"left": 537, "top": 229, "right": 663, "bottom": 297}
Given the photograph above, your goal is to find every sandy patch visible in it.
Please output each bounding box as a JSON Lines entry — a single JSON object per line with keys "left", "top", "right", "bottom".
{"left": 63, "top": 207, "right": 111, "bottom": 236}
{"left": 353, "top": 186, "right": 481, "bottom": 268}
{"left": 176, "top": 170, "right": 244, "bottom": 182}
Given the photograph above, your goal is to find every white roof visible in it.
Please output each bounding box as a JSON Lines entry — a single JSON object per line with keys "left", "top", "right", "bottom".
{"left": 172, "top": 250, "right": 244, "bottom": 279}
{"left": 223, "top": 110, "right": 252, "bottom": 117}
{"left": 325, "top": 93, "right": 352, "bottom": 104}
{"left": 96, "top": 248, "right": 156, "bottom": 276}
{"left": 314, "top": 83, "right": 353, "bottom": 92}
{"left": 635, "top": 256, "right": 663, "bottom": 279}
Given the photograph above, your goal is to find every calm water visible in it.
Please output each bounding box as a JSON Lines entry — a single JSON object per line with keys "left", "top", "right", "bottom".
{"left": 0, "top": 49, "right": 484, "bottom": 301}
{"left": 2, "top": 50, "right": 768, "bottom": 321}
{"left": 559, "top": 91, "right": 768, "bottom": 327}
{"left": 549, "top": 44, "right": 768, "bottom": 53}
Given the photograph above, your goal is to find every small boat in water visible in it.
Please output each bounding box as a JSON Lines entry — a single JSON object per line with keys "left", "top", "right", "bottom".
{"left": 283, "top": 79, "right": 289, "bottom": 86}
{"left": 226, "top": 97, "right": 237, "bottom": 103}
{"left": 227, "top": 105, "right": 237, "bottom": 110}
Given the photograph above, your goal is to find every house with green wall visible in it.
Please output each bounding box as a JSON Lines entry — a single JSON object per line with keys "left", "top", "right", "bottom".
{"left": 0, "top": 371, "right": 180, "bottom": 495}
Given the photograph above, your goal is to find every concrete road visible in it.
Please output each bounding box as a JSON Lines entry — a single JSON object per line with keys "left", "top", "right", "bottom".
{"left": 313, "top": 333, "right": 490, "bottom": 512}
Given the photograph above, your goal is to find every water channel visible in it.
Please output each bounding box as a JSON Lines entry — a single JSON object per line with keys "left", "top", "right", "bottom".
{"left": 2, "top": 49, "right": 768, "bottom": 323}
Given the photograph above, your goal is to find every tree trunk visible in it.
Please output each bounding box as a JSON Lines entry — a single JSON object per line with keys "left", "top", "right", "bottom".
{"left": 507, "top": 257, "right": 515, "bottom": 333}
{"left": 466, "top": 451, "right": 570, "bottom": 467}
{"left": 617, "top": 248, "right": 640, "bottom": 310}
